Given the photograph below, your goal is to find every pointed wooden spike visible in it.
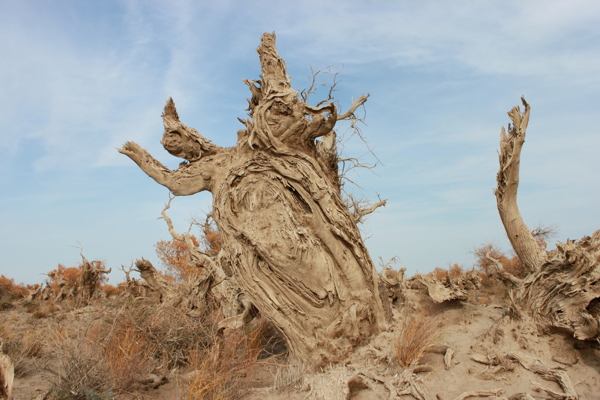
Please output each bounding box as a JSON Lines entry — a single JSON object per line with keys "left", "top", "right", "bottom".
{"left": 162, "top": 97, "right": 180, "bottom": 121}
{"left": 257, "top": 32, "right": 292, "bottom": 96}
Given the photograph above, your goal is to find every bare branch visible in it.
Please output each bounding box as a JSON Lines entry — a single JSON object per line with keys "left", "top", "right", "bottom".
{"left": 351, "top": 198, "right": 387, "bottom": 224}
{"left": 337, "top": 94, "right": 370, "bottom": 120}
{"left": 531, "top": 223, "right": 559, "bottom": 241}
{"left": 158, "top": 195, "right": 226, "bottom": 283}
{"left": 485, "top": 252, "right": 522, "bottom": 287}
{"left": 300, "top": 65, "right": 340, "bottom": 104}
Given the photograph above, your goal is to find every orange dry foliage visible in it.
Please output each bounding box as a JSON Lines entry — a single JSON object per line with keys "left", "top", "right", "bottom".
{"left": 155, "top": 236, "right": 201, "bottom": 281}
{"left": 448, "top": 263, "right": 463, "bottom": 279}
{"left": 0, "top": 275, "right": 26, "bottom": 300}
{"left": 200, "top": 217, "right": 222, "bottom": 257}
{"left": 472, "top": 243, "right": 524, "bottom": 282}
{"left": 46, "top": 262, "right": 109, "bottom": 292}
{"left": 101, "top": 284, "right": 123, "bottom": 297}
{"left": 102, "top": 322, "right": 155, "bottom": 392}
{"left": 430, "top": 264, "right": 463, "bottom": 281}
{"left": 185, "top": 328, "right": 261, "bottom": 400}
{"left": 431, "top": 267, "right": 448, "bottom": 281}
{"left": 155, "top": 215, "right": 223, "bottom": 281}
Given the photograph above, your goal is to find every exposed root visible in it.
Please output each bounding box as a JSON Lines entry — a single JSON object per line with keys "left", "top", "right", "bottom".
{"left": 452, "top": 389, "right": 505, "bottom": 400}
{"left": 394, "top": 369, "right": 434, "bottom": 400}
{"left": 506, "top": 352, "right": 577, "bottom": 400}
{"left": 426, "top": 344, "right": 455, "bottom": 369}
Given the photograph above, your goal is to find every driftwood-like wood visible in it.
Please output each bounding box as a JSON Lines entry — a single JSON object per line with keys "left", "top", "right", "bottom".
{"left": 452, "top": 389, "right": 504, "bottom": 400}
{"left": 78, "top": 255, "right": 111, "bottom": 305}
{"left": 0, "top": 339, "right": 14, "bottom": 400}
{"left": 119, "top": 33, "right": 387, "bottom": 365}
{"left": 134, "top": 258, "right": 181, "bottom": 306}
{"left": 494, "top": 98, "right": 546, "bottom": 273}
{"left": 492, "top": 98, "right": 600, "bottom": 341}
{"left": 506, "top": 352, "right": 577, "bottom": 400}
{"left": 412, "top": 274, "right": 468, "bottom": 303}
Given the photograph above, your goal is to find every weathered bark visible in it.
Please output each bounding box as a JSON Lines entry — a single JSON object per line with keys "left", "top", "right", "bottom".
{"left": 78, "top": 255, "right": 111, "bottom": 305}
{"left": 119, "top": 33, "right": 387, "bottom": 364}
{"left": 493, "top": 99, "right": 600, "bottom": 341}
{"left": 506, "top": 352, "right": 578, "bottom": 400}
{"left": 22, "top": 284, "right": 42, "bottom": 303}
{"left": 40, "top": 283, "right": 53, "bottom": 301}
{"left": 488, "top": 232, "right": 600, "bottom": 339}
{"left": 0, "top": 339, "right": 14, "bottom": 400}
{"left": 119, "top": 265, "right": 149, "bottom": 298}
{"left": 411, "top": 274, "right": 468, "bottom": 303}
{"left": 494, "top": 97, "right": 546, "bottom": 273}
{"left": 134, "top": 258, "right": 183, "bottom": 307}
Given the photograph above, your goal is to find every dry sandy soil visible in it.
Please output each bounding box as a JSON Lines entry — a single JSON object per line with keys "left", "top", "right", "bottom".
{"left": 4, "top": 287, "right": 600, "bottom": 400}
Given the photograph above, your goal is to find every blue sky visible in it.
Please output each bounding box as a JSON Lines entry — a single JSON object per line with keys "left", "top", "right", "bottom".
{"left": 1, "top": 0, "right": 599, "bottom": 284}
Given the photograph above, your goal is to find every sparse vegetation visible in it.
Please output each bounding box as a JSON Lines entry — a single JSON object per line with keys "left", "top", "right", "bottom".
{"left": 394, "top": 312, "right": 439, "bottom": 369}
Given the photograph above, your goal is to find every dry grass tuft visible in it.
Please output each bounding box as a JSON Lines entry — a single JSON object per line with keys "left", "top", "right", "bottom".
{"left": 273, "top": 362, "right": 306, "bottom": 390}
{"left": 0, "top": 325, "right": 44, "bottom": 378}
{"left": 394, "top": 312, "right": 439, "bottom": 369}
{"left": 100, "top": 317, "right": 156, "bottom": 394}
{"left": 184, "top": 323, "right": 264, "bottom": 400}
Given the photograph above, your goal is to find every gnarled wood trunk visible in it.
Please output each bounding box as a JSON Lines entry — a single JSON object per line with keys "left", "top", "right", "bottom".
{"left": 491, "top": 98, "right": 600, "bottom": 340}
{"left": 119, "top": 33, "right": 387, "bottom": 365}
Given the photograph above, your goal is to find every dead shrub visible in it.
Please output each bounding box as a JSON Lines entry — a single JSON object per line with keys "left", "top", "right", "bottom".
{"left": 100, "top": 284, "right": 123, "bottom": 298}
{"left": 0, "top": 275, "right": 26, "bottom": 302}
{"left": 394, "top": 313, "right": 439, "bottom": 369}
{"left": 0, "top": 326, "right": 45, "bottom": 378}
{"left": 131, "top": 303, "right": 221, "bottom": 369}
{"left": 184, "top": 326, "right": 262, "bottom": 400}
{"left": 25, "top": 301, "right": 60, "bottom": 319}
{"left": 99, "top": 317, "right": 156, "bottom": 394}
{"left": 44, "top": 321, "right": 113, "bottom": 400}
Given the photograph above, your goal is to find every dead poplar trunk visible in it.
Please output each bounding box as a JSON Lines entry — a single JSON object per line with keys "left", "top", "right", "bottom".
{"left": 119, "top": 33, "right": 387, "bottom": 364}
{"left": 78, "top": 255, "right": 111, "bottom": 305}
{"left": 492, "top": 98, "right": 600, "bottom": 340}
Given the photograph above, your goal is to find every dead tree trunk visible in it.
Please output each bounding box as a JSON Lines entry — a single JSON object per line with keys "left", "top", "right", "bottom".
{"left": 492, "top": 98, "right": 600, "bottom": 340}
{"left": 119, "top": 33, "right": 388, "bottom": 365}
{"left": 78, "top": 255, "right": 111, "bottom": 305}
{"left": 0, "top": 339, "right": 14, "bottom": 400}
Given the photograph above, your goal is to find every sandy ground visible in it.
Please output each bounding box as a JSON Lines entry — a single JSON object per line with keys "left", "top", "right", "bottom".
{"left": 6, "top": 289, "right": 600, "bottom": 400}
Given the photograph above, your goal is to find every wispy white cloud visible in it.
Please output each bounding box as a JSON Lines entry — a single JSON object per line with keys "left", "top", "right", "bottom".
{"left": 1, "top": 0, "right": 599, "bottom": 283}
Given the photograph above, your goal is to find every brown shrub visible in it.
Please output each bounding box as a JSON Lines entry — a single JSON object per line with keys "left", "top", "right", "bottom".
{"left": 44, "top": 321, "right": 112, "bottom": 399}
{"left": 0, "top": 275, "right": 26, "bottom": 303}
{"left": 431, "top": 267, "right": 448, "bottom": 281}
{"left": 101, "top": 318, "right": 156, "bottom": 393}
{"left": 100, "top": 284, "right": 123, "bottom": 298}
{"left": 184, "top": 326, "right": 262, "bottom": 400}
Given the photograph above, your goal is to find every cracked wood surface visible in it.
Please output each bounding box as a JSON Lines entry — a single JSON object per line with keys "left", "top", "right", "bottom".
{"left": 119, "top": 32, "right": 387, "bottom": 365}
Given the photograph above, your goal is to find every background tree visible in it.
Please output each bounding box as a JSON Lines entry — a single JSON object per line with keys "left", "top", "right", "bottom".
{"left": 490, "top": 98, "right": 600, "bottom": 340}
{"left": 119, "top": 33, "right": 388, "bottom": 365}
{"left": 46, "top": 259, "right": 110, "bottom": 303}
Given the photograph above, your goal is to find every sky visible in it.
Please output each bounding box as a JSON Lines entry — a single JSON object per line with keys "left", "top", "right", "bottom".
{"left": 1, "top": 0, "right": 599, "bottom": 285}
